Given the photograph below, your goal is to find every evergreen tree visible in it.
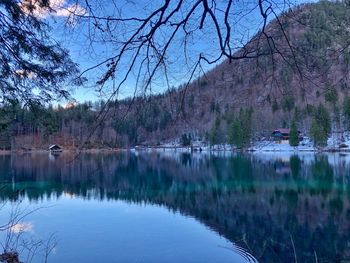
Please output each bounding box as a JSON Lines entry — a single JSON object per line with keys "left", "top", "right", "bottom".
{"left": 343, "top": 96, "right": 350, "bottom": 128}
{"left": 159, "top": 110, "right": 171, "bottom": 130}
{"left": 180, "top": 134, "right": 191, "bottom": 146}
{"left": 316, "top": 104, "right": 331, "bottom": 135}
{"left": 0, "top": 1, "right": 80, "bottom": 105}
{"left": 310, "top": 104, "right": 331, "bottom": 147}
{"left": 228, "top": 108, "right": 253, "bottom": 148}
{"left": 289, "top": 118, "right": 299, "bottom": 147}
{"left": 310, "top": 119, "right": 327, "bottom": 146}
{"left": 272, "top": 99, "right": 279, "bottom": 113}
{"left": 281, "top": 95, "right": 295, "bottom": 112}
{"left": 324, "top": 86, "right": 338, "bottom": 106}
{"left": 209, "top": 116, "right": 222, "bottom": 146}
{"left": 228, "top": 119, "right": 244, "bottom": 148}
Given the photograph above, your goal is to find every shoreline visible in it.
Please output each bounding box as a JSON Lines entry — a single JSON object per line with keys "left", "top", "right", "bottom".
{"left": 1, "top": 145, "right": 350, "bottom": 154}
{"left": 132, "top": 146, "right": 350, "bottom": 153}
{"left": 0, "top": 148, "right": 128, "bottom": 155}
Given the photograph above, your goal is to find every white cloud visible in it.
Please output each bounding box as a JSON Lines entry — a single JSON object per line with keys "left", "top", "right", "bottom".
{"left": 15, "top": 69, "right": 37, "bottom": 79}
{"left": 55, "top": 3, "right": 86, "bottom": 18}
{"left": 19, "top": 0, "right": 87, "bottom": 22}
{"left": 10, "top": 222, "right": 34, "bottom": 233}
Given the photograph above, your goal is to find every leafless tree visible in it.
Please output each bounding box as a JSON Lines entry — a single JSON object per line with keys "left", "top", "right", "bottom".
{"left": 66, "top": 0, "right": 300, "bottom": 96}
{"left": 53, "top": 0, "right": 306, "bottom": 145}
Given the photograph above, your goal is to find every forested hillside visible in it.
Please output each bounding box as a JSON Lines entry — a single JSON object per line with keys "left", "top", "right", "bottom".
{"left": 2, "top": 0, "right": 350, "bottom": 150}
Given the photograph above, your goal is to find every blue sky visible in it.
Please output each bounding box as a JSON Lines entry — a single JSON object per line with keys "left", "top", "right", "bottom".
{"left": 47, "top": 0, "right": 306, "bottom": 103}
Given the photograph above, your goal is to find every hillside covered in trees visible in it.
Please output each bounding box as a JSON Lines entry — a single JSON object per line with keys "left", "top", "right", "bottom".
{"left": 2, "top": 0, "right": 350, "bottom": 150}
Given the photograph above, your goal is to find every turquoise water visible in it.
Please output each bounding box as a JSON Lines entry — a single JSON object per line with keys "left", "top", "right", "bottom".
{"left": 0, "top": 152, "right": 349, "bottom": 262}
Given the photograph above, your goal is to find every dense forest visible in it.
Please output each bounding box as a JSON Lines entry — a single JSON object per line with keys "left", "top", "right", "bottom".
{"left": 2, "top": 0, "right": 350, "bottom": 150}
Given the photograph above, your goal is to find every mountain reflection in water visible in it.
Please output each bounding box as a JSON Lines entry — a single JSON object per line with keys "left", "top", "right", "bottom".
{"left": 0, "top": 152, "right": 350, "bottom": 263}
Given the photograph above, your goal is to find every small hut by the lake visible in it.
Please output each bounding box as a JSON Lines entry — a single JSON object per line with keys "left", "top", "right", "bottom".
{"left": 271, "top": 128, "right": 303, "bottom": 141}
{"left": 49, "top": 144, "right": 63, "bottom": 152}
{"left": 272, "top": 128, "right": 291, "bottom": 141}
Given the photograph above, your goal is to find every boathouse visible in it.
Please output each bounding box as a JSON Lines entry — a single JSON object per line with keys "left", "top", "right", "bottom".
{"left": 49, "top": 144, "right": 63, "bottom": 152}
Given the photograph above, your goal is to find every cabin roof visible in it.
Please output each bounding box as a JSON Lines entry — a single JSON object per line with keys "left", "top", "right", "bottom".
{"left": 273, "top": 128, "right": 290, "bottom": 134}
{"left": 49, "top": 144, "right": 62, "bottom": 149}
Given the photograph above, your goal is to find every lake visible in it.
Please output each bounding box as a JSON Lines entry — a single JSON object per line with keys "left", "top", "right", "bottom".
{"left": 0, "top": 151, "right": 349, "bottom": 262}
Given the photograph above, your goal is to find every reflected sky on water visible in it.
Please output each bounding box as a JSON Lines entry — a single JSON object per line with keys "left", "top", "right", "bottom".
{"left": 1, "top": 151, "right": 350, "bottom": 262}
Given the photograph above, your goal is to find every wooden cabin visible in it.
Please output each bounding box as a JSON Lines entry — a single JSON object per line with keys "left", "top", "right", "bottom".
{"left": 49, "top": 144, "right": 63, "bottom": 152}
{"left": 272, "top": 128, "right": 291, "bottom": 140}
{"left": 271, "top": 128, "right": 303, "bottom": 141}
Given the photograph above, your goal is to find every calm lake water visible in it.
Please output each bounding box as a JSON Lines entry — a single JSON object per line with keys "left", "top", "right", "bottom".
{"left": 0, "top": 152, "right": 350, "bottom": 263}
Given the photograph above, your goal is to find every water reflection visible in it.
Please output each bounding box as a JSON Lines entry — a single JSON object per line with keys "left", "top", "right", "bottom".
{"left": 1, "top": 152, "right": 350, "bottom": 262}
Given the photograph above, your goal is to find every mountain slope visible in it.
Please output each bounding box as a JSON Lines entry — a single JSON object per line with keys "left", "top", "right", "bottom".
{"left": 112, "top": 0, "right": 350, "bottom": 145}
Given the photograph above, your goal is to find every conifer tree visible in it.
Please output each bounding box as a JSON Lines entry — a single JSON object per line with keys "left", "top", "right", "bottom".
{"left": 209, "top": 116, "right": 222, "bottom": 146}
{"left": 343, "top": 96, "right": 350, "bottom": 128}
{"left": 228, "top": 108, "right": 253, "bottom": 148}
{"left": 289, "top": 118, "right": 299, "bottom": 147}
{"left": 310, "top": 119, "right": 327, "bottom": 146}
{"left": 310, "top": 104, "right": 331, "bottom": 147}
{"left": 0, "top": 0, "right": 80, "bottom": 104}
{"left": 180, "top": 134, "right": 191, "bottom": 146}
{"left": 228, "top": 119, "right": 244, "bottom": 148}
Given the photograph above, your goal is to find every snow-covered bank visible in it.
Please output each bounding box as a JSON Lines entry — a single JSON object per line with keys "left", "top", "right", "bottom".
{"left": 249, "top": 138, "right": 315, "bottom": 152}
{"left": 249, "top": 132, "right": 350, "bottom": 152}
{"left": 133, "top": 132, "right": 350, "bottom": 153}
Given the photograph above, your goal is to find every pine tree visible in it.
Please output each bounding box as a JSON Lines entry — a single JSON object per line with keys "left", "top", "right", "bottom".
{"left": 180, "top": 134, "right": 191, "bottom": 146}
{"left": 209, "top": 116, "right": 222, "bottom": 146}
{"left": 0, "top": 1, "right": 80, "bottom": 105}
{"left": 228, "top": 119, "right": 244, "bottom": 148}
{"left": 228, "top": 108, "right": 253, "bottom": 148}
{"left": 289, "top": 119, "right": 299, "bottom": 147}
{"left": 325, "top": 86, "right": 338, "bottom": 106}
{"left": 343, "top": 96, "right": 350, "bottom": 128}
{"left": 281, "top": 95, "right": 295, "bottom": 112}
{"left": 272, "top": 99, "right": 279, "bottom": 113}
{"left": 316, "top": 104, "right": 331, "bottom": 135}
{"left": 310, "top": 104, "right": 331, "bottom": 147}
{"left": 310, "top": 119, "right": 327, "bottom": 146}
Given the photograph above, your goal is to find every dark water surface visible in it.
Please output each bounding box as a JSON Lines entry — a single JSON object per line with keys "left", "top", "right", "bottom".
{"left": 0, "top": 152, "right": 350, "bottom": 262}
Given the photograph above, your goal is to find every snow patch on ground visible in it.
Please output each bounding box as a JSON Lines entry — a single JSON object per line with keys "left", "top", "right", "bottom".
{"left": 250, "top": 137, "right": 315, "bottom": 152}
{"left": 133, "top": 132, "right": 350, "bottom": 153}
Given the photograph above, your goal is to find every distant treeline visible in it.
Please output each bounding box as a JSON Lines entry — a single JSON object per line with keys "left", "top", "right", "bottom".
{"left": 1, "top": 93, "right": 350, "bottom": 150}
{"left": 2, "top": 1, "right": 350, "bottom": 149}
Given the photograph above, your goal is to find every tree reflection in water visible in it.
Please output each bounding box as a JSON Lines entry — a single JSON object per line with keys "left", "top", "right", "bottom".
{"left": 1, "top": 152, "right": 350, "bottom": 263}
